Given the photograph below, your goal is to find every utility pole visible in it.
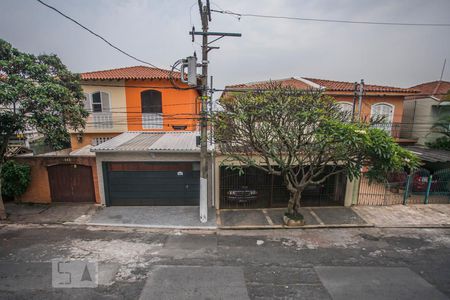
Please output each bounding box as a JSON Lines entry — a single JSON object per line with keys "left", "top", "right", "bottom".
{"left": 357, "top": 79, "right": 364, "bottom": 120}
{"left": 193, "top": 0, "right": 241, "bottom": 223}
{"left": 351, "top": 82, "right": 358, "bottom": 122}
{"left": 199, "top": 0, "right": 209, "bottom": 224}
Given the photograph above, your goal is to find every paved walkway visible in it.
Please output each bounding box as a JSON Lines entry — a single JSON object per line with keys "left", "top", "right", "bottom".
{"left": 86, "top": 206, "right": 217, "bottom": 229}
{"left": 218, "top": 207, "right": 368, "bottom": 229}
{"left": 3, "top": 202, "right": 450, "bottom": 230}
{"left": 353, "top": 204, "right": 450, "bottom": 227}
{"left": 3, "top": 202, "right": 97, "bottom": 224}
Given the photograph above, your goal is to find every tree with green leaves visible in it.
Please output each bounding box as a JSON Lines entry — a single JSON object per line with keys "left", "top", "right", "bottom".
{"left": 426, "top": 89, "right": 450, "bottom": 150}
{"left": 214, "top": 84, "right": 419, "bottom": 222}
{"left": 0, "top": 39, "right": 88, "bottom": 219}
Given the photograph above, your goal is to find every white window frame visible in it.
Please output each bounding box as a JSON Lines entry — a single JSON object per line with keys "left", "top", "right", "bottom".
{"left": 90, "top": 91, "right": 112, "bottom": 129}
{"left": 90, "top": 91, "right": 111, "bottom": 113}
{"left": 371, "top": 102, "right": 394, "bottom": 123}
{"left": 371, "top": 102, "right": 395, "bottom": 133}
{"left": 337, "top": 101, "right": 354, "bottom": 120}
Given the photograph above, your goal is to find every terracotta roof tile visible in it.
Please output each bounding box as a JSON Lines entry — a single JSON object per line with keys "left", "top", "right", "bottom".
{"left": 226, "top": 78, "right": 314, "bottom": 90}
{"left": 80, "top": 65, "right": 180, "bottom": 80}
{"left": 225, "top": 77, "right": 418, "bottom": 95}
{"left": 304, "top": 78, "right": 418, "bottom": 94}
{"left": 409, "top": 80, "right": 450, "bottom": 100}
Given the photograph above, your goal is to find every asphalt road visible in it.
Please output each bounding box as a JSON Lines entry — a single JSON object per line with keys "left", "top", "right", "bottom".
{"left": 0, "top": 224, "right": 449, "bottom": 299}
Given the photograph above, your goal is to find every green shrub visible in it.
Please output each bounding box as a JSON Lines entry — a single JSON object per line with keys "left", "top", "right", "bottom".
{"left": 426, "top": 137, "right": 450, "bottom": 151}
{"left": 1, "top": 160, "right": 31, "bottom": 197}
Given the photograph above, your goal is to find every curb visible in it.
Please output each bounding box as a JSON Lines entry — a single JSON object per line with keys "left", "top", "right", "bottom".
{"left": 66, "top": 221, "right": 218, "bottom": 230}
{"left": 218, "top": 223, "right": 376, "bottom": 230}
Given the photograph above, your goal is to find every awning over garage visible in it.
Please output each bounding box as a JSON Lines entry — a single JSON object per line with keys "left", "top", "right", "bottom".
{"left": 91, "top": 131, "right": 213, "bottom": 153}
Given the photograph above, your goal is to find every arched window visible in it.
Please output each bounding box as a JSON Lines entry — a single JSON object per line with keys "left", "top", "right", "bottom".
{"left": 338, "top": 101, "right": 353, "bottom": 114}
{"left": 91, "top": 92, "right": 110, "bottom": 113}
{"left": 141, "top": 90, "right": 162, "bottom": 113}
{"left": 141, "top": 90, "right": 163, "bottom": 129}
{"left": 371, "top": 103, "right": 394, "bottom": 133}
{"left": 371, "top": 103, "right": 394, "bottom": 123}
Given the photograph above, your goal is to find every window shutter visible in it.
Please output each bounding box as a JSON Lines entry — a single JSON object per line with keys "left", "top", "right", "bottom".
{"left": 83, "top": 93, "right": 91, "bottom": 112}
{"left": 101, "top": 92, "right": 110, "bottom": 112}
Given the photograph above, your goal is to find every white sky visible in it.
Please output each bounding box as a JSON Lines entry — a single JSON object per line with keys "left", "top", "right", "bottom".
{"left": 1, "top": 0, "right": 449, "bottom": 91}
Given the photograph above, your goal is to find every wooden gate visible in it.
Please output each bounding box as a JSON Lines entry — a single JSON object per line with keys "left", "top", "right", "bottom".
{"left": 48, "top": 164, "right": 95, "bottom": 203}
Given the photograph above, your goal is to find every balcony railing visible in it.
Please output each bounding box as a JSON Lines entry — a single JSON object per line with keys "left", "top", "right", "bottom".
{"left": 93, "top": 112, "right": 113, "bottom": 129}
{"left": 373, "top": 122, "right": 413, "bottom": 140}
{"left": 142, "top": 113, "right": 163, "bottom": 129}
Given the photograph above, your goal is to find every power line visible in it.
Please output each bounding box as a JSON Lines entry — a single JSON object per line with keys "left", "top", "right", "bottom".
{"left": 35, "top": 0, "right": 164, "bottom": 69}
{"left": 211, "top": 9, "right": 450, "bottom": 27}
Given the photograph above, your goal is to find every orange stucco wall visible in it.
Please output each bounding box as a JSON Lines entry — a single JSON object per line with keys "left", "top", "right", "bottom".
{"left": 125, "top": 79, "right": 200, "bottom": 131}
{"left": 332, "top": 94, "right": 405, "bottom": 123}
{"left": 14, "top": 156, "right": 101, "bottom": 204}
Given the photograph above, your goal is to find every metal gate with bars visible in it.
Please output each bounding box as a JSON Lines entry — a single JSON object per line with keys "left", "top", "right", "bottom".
{"left": 219, "top": 166, "right": 346, "bottom": 209}
{"left": 357, "top": 168, "right": 450, "bottom": 205}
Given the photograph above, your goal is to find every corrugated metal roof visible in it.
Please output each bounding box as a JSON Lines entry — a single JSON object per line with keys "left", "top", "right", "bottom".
{"left": 403, "top": 146, "right": 450, "bottom": 162}
{"left": 91, "top": 132, "right": 140, "bottom": 151}
{"left": 150, "top": 132, "right": 199, "bottom": 152}
{"left": 91, "top": 131, "right": 210, "bottom": 153}
{"left": 116, "top": 133, "right": 163, "bottom": 151}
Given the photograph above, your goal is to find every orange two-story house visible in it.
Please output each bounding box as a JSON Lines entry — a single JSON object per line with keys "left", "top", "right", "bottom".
{"left": 16, "top": 66, "right": 203, "bottom": 207}
{"left": 71, "top": 66, "right": 213, "bottom": 208}
{"left": 71, "top": 66, "right": 200, "bottom": 150}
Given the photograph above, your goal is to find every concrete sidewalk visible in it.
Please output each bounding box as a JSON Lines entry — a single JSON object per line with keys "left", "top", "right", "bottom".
{"left": 3, "top": 202, "right": 450, "bottom": 230}
{"left": 2, "top": 202, "right": 97, "bottom": 224}
{"left": 85, "top": 206, "right": 217, "bottom": 229}
{"left": 218, "top": 207, "right": 369, "bottom": 229}
{"left": 353, "top": 204, "right": 450, "bottom": 228}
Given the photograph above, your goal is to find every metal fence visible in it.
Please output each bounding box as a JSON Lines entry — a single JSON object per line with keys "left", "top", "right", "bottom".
{"left": 357, "top": 168, "right": 450, "bottom": 205}
{"left": 219, "top": 166, "right": 346, "bottom": 209}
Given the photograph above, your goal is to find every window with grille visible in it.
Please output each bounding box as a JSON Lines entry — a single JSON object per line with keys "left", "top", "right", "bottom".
{"left": 92, "top": 137, "right": 112, "bottom": 146}
{"left": 141, "top": 90, "right": 163, "bottom": 129}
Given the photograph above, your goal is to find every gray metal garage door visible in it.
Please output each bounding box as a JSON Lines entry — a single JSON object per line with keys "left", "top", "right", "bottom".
{"left": 104, "top": 162, "right": 200, "bottom": 206}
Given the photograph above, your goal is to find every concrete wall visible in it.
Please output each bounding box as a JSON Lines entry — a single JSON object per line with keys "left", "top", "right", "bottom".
{"left": 401, "top": 97, "right": 441, "bottom": 145}
{"left": 13, "top": 155, "right": 100, "bottom": 204}
{"left": 94, "top": 151, "right": 213, "bottom": 206}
